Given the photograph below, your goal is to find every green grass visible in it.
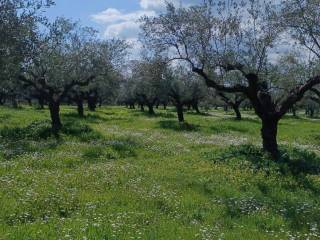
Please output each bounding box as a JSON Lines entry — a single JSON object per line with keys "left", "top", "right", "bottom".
{"left": 1, "top": 106, "right": 320, "bottom": 239}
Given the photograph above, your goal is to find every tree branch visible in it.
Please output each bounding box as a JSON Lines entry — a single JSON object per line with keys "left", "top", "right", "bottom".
{"left": 278, "top": 75, "right": 320, "bottom": 117}
{"left": 192, "top": 67, "right": 248, "bottom": 93}
{"left": 61, "top": 75, "right": 95, "bottom": 98}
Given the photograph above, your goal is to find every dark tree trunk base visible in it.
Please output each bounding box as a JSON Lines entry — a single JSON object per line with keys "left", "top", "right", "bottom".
{"left": 176, "top": 104, "right": 184, "bottom": 122}
{"left": 193, "top": 103, "right": 201, "bottom": 114}
{"left": 49, "top": 100, "right": 62, "bottom": 132}
{"left": 233, "top": 105, "right": 242, "bottom": 120}
{"left": 77, "top": 99, "right": 84, "bottom": 117}
{"left": 261, "top": 117, "right": 279, "bottom": 159}
{"left": 148, "top": 105, "right": 155, "bottom": 115}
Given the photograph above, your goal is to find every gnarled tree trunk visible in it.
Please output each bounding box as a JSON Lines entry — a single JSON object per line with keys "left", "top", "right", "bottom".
{"left": 176, "top": 103, "right": 184, "bottom": 122}
{"left": 49, "top": 99, "right": 62, "bottom": 132}
{"left": 77, "top": 98, "right": 84, "bottom": 117}
{"left": 192, "top": 102, "right": 201, "bottom": 114}
{"left": 38, "top": 96, "right": 45, "bottom": 109}
{"left": 232, "top": 104, "right": 242, "bottom": 120}
{"left": 163, "top": 103, "right": 167, "bottom": 110}
{"left": 88, "top": 97, "right": 97, "bottom": 111}
{"left": 147, "top": 104, "right": 155, "bottom": 115}
{"left": 261, "top": 117, "right": 279, "bottom": 158}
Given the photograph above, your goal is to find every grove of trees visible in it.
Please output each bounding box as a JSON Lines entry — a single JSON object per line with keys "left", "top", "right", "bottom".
{"left": 2, "top": 0, "right": 320, "bottom": 159}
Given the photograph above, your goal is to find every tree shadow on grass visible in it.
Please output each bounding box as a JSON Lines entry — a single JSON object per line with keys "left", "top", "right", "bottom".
{"left": 210, "top": 125, "right": 249, "bottom": 134}
{"left": 0, "top": 119, "right": 105, "bottom": 159}
{"left": 201, "top": 144, "right": 320, "bottom": 231}
{"left": 61, "top": 120, "right": 104, "bottom": 142}
{"left": 205, "top": 144, "right": 320, "bottom": 176}
{"left": 0, "top": 115, "right": 140, "bottom": 162}
{"left": 62, "top": 112, "right": 108, "bottom": 123}
{"left": 81, "top": 136, "right": 139, "bottom": 164}
{"left": 0, "top": 113, "right": 12, "bottom": 122}
{"left": 132, "top": 111, "right": 176, "bottom": 119}
{"left": 0, "top": 120, "right": 60, "bottom": 159}
{"left": 158, "top": 120, "right": 200, "bottom": 132}
{"left": 0, "top": 120, "right": 53, "bottom": 141}
{"left": 187, "top": 111, "right": 211, "bottom": 116}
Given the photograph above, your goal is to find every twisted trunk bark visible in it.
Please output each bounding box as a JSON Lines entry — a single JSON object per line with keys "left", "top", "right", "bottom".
{"left": 49, "top": 99, "right": 62, "bottom": 132}
{"left": 77, "top": 98, "right": 84, "bottom": 117}
{"left": 232, "top": 104, "right": 242, "bottom": 120}
{"left": 261, "top": 117, "right": 279, "bottom": 159}
{"left": 176, "top": 103, "right": 184, "bottom": 122}
{"left": 148, "top": 104, "right": 155, "bottom": 115}
{"left": 38, "top": 97, "right": 44, "bottom": 109}
{"left": 192, "top": 102, "right": 201, "bottom": 114}
{"left": 88, "top": 96, "right": 97, "bottom": 111}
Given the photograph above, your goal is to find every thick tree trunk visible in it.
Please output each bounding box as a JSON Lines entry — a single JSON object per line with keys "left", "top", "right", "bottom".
{"left": 27, "top": 98, "right": 32, "bottom": 106}
{"left": 38, "top": 97, "right": 44, "bottom": 109}
{"left": 77, "top": 98, "right": 84, "bottom": 117}
{"left": 176, "top": 103, "right": 184, "bottom": 122}
{"left": 232, "top": 104, "right": 242, "bottom": 120}
{"left": 261, "top": 117, "right": 279, "bottom": 159}
{"left": 163, "top": 103, "right": 167, "bottom": 110}
{"left": 0, "top": 94, "right": 5, "bottom": 105}
{"left": 140, "top": 104, "right": 145, "bottom": 112}
{"left": 12, "top": 97, "right": 18, "bottom": 108}
{"left": 192, "top": 102, "right": 201, "bottom": 114}
{"left": 49, "top": 100, "right": 62, "bottom": 132}
{"left": 148, "top": 104, "right": 155, "bottom": 115}
{"left": 88, "top": 97, "right": 97, "bottom": 111}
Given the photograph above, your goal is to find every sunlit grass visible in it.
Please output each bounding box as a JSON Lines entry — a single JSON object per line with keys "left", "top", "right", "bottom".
{"left": 0, "top": 106, "right": 320, "bottom": 239}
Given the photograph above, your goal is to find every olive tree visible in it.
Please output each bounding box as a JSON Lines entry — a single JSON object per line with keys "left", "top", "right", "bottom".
{"left": 0, "top": 0, "right": 53, "bottom": 107}
{"left": 131, "top": 57, "right": 168, "bottom": 115}
{"left": 69, "top": 39, "right": 128, "bottom": 115}
{"left": 140, "top": 1, "right": 320, "bottom": 158}
{"left": 19, "top": 18, "right": 99, "bottom": 131}
{"left": 217, "top": 92, "right": 245, "bottom": 120}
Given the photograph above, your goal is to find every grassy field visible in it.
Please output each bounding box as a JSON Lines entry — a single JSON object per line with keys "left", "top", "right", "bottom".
{"left": 1, "top": 106, "right": 320, "bottom": 240}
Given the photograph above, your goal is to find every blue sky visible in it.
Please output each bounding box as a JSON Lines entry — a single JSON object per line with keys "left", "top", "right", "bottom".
{"left": 44, "top": 0, "right": 197, "bottom": 57}
{"left": 45, "top": 0, "right": 142, "bottom": 33}
{"left": 45, "top": 1, "right": 197, "bottom": 39}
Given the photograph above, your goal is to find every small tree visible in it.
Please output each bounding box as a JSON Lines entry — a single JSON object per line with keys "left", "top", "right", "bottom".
{"left": 168, "top": 69, "right": 190, "bottom": 122}
{"left": 217, "top": 92, "right": 245, "bottom": 120}
{"left": 70, "top": 39, "right": 128, "bottom": 115}
{"left": 131, "top": 57, "right": 168, "bottom": 115}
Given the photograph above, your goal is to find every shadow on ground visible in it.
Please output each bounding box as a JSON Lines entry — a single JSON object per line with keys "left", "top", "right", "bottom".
{"left": 203, "top": 144, "right": 320, "bottom": 176}
{"left": 132, "top": 111, "right": 176, "bottom": 119}
{"left": 158, "top": 120, "right": 200, "bottom": 132}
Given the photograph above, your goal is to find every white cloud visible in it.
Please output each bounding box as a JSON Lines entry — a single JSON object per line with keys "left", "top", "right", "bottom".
{"left": 91, "top": 0, "right": 193, "bottom": 58}
{"left": 92, "top": 8, "right": 155, "bottom": 24}
{"left": 91, "top": 8, "right": 155, "bottom": 38}
{"left": 103, "top": 21, "right": 139, "bottom": 38}
{"left": 140, "top": 0, "right": 178, "bottom": 10}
